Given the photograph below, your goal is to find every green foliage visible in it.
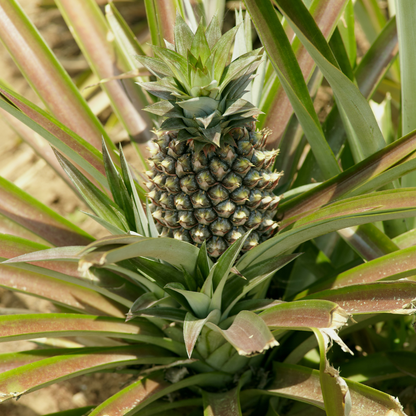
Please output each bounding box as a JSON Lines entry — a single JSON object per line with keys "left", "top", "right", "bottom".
{"left": 0, "top": 0, "right": 415, "bottom": 415}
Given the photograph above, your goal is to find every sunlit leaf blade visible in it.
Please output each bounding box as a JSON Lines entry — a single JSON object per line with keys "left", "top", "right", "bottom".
{"left": 55, "top": 151, "right": 128, "bottom": 232}
{"left": 260, "top": 300, "right": 349, "bottom": 330}
{"left": 223, "top": 254, "right": 301, "bottom": 318}
{"left": 304, "top": 245, "right": 416, "bottom": 294}
{"left": 0, "top": 109, "right": 76, "bottom": 191}
{"left": 184, "top": 310, "right": 220, "bottom": 358}
{"left": 0, "top": 263, "right": 127, "bottom": 317}
{"left": 89, "top": 371, "right": 170, "bottom": 416}
{"left": 313, "top": 329, "right": 350, "bottom": 416}
{"left": 309, "top": 280, "right": 416, "bottom": 314}
{"left": 0, "top": 214, "right": 50, "bottom": 245}
{"left": 0, "top": 346, "right": 174, "bottom": 403}
{"left": 258, "top": 0, "right": 347, "bottom": 147}
{"left": 239, "top": 189, "right": 416, "bottom": 271}
{"left": 252, "top": 362, "right": 407, "bottom": 415}
{"left": 0, "top": 0, "right": 109, "bottom": 148}
{"left": 80, "top": 236, "right": 199, "bottom": 276}
{"left": 209, "top": 234, "right": 250, "bottom": 311}
{"left": 0, "top": 234, "right": 67, "bottom": 269}
{"left": 207, "top": 310, "right": 278, "bottom": 356}
{"left": 0, "top": 177, "right": 94, "bottom": 246}
{"left": 0, "top": 314, "right": 163, "bottom": 342}
{"left": 276, "top": 0, "right": 386, "bottom": 161}
{"left": 295, "top": 15, "right": 399, "bottom": 187}
{"left": 243, "top": 0, "right": 340, "bottom": 180}
{"left": 0, "top": 84, "right": 108, "bottom": 188}
{"left": 105, "top": 2, "right": 151, "bottom": 107}
{"left": 202, "top": 388, "right": 241, "bottom": 416}
{"left": 55, "top": 0, "right": 152, "bottom": 145}
{"left": 355, "top": 16, "right": 398, "bottom": 99}
{"left": 337, "top": 223, "right": 399, "bottom": 262}
{"left": 119, "top": 372, "right": 233, "bottom": 414}
{"left": 144, "top": 0, "right": 175, "bottom": 47}
{"left": 280, "top": 129, "right": 416, "bottom": 221}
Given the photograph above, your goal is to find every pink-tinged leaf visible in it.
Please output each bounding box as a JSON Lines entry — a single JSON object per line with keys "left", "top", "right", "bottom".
{"left": 80, "top": 236, "right": 199, "bottom": 276}
{"left": 202, "top": 388, "right": 241, "bottom": 416}
{"left": 0, "top": 314, "right": 162, "bottom": 342}
{"left": 309, "top": 280, "right": 416, "bottom": 314}
{"left": 206, "top": 311, "right": 278, "bottom": 357}
{"left": 0, "top": 0, "right": 110, "bottom": 148}
{"left": 0, "top": 214, "right": 50, "bottom": 245}
{"left": 259, "top": 300, "right": 349, "bottom": 330}
{"left": 279, "top": 130, "right": 416, "bottom": 222}
{"left": 337, "top": 223, "right": 399, "bottom": 261}
{"left": 0, "top": 346, "right": 174, "bottom": 403}
{"left": 0, "top": 109, "right": 77, "bottom": 191}
{"left": 89, "top": 371, "right": 170, "bottom": 416}
{"left": 313, "top": 329, "right": 351, "bottom": 416}
{"left": 94, "top": 372, "right": 232, "bottom": 416}
{"left": 0, "top": 85, "right": 107, "bottom": 185}
{"left": 0, "top": 263, "right": 128, "bottom": 317}
{"left": 0, "top": 235, "right": 80, "bottom": 277}
{"left": 55, "top": 0, "right": 152, "bottom": 145}
{"left": 184, "top": 310, "right": 221, "bottom": 359}
{"left": 0, "top": 177, "right": 94, "bottom": 247}
{"left": 238, "top": 189, "right": 416, "bottom": 272}
{"left": 262, "top": 362, "right": 406, "bottom": 415}
{"left": 259, "top": 0, "right": 348, "bottom": 148}
{"left": 305, "top": 245, "right": 416, "bottom": 294}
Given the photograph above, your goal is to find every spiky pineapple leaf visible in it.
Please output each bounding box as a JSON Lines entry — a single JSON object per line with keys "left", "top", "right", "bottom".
{"left": 165, "top": 283, "right": 211, "bottom": 318}
{"left": 55, "top": 151, "right": 128, "bottom": 232}
{"left": 80, "top": 236, "right": 199, "bottom": 276}
{"left": 90, "top": 372, "right": 232, "bottom": 416}
{"left": 183, "top": 309, "right": 221, "bottom": 358}
{"left": 0, "top": 0, "right": 109, "bottom": 150}
{"left": 239, "top": 188, "right": 416, "bottom": 272}
{"left": 0, "top": 84, "right": 108, "bottom": 188}
{"left": 302, "top": 245, "right": 416, "bottom": 295}
{"left": 308, "top": 280, "right": 416, "bottom": 314}
{"left": 276, "top": 0, "right": 386, "bottom": 161}
{"left": 252, "top": 362, "right": 407, "bottom": 415}
{"left": 0, "top": 346, "right": 174, "bottom": 404}
{"left": 222, "top": 253, "right": 301, "bottom": 318}
{"left": 0, "top": 263, "right": 128, "bottom": 317}
{"left": 206, "top": 310, "right": 278, "bottom": 356}
{"left": 0, "top": 177, "right": 93, "bottom": 247}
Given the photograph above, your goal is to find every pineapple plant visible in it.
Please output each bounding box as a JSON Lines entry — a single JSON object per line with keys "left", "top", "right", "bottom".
{"left": 0, "top": 0, "right": 416, "bottom": 415}
{"left": 140, "top": 14, "right": 281, "bottom": 257}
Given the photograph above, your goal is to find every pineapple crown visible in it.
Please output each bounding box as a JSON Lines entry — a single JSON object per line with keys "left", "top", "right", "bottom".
{"left": 136, "top": 14, "right": 264, "bottom": 150}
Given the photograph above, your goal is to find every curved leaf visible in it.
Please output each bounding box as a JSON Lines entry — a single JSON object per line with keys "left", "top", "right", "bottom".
{"left": 0, "top": 346, "right": 174, "bottom": 403}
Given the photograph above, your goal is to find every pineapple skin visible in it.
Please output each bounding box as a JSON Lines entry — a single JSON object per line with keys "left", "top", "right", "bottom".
{"left": 147, "top": 120, "right": 282, "bottom": 258}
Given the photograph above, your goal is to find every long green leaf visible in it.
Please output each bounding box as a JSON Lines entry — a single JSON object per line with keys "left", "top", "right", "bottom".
{"left": 239, "top": 189, "right": 416, "bottom": 270}
{"left": 0, "top": 263, "right": 128, "bottom": 317}
{"left": 0, "top": 84, "right": 108, "bottom": 188}
{"left": 0, "top": 346, "right": 174, "bottom": 403}
{"left": 0, "top": 0, "right": 110, "bottom": 149}
{"left": 259, "top": 0, "right": 348, "bottom": 147}
{"left": 243, "top": 0, "right": 340, "bottom": 180}
{"left": 0, "top": 177, "right": 93, "bottom": 246}
{"left": 275, "top": 0, "right": 386, "bottom": 161}
{"left": 309, "top": 280, "right": 416, "bottom": 314}
{"left": 55, "top": 0, "right": 152, "bottom": 145}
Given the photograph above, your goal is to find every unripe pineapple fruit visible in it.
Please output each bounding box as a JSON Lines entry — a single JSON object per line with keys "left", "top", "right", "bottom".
{"left": 138, "top": 15, "right": 282, "bottom": 258}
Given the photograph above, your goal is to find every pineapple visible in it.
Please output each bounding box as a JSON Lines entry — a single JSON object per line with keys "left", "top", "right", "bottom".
{"left": 139, "top": 15, "right": 282, "bottom": 258}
